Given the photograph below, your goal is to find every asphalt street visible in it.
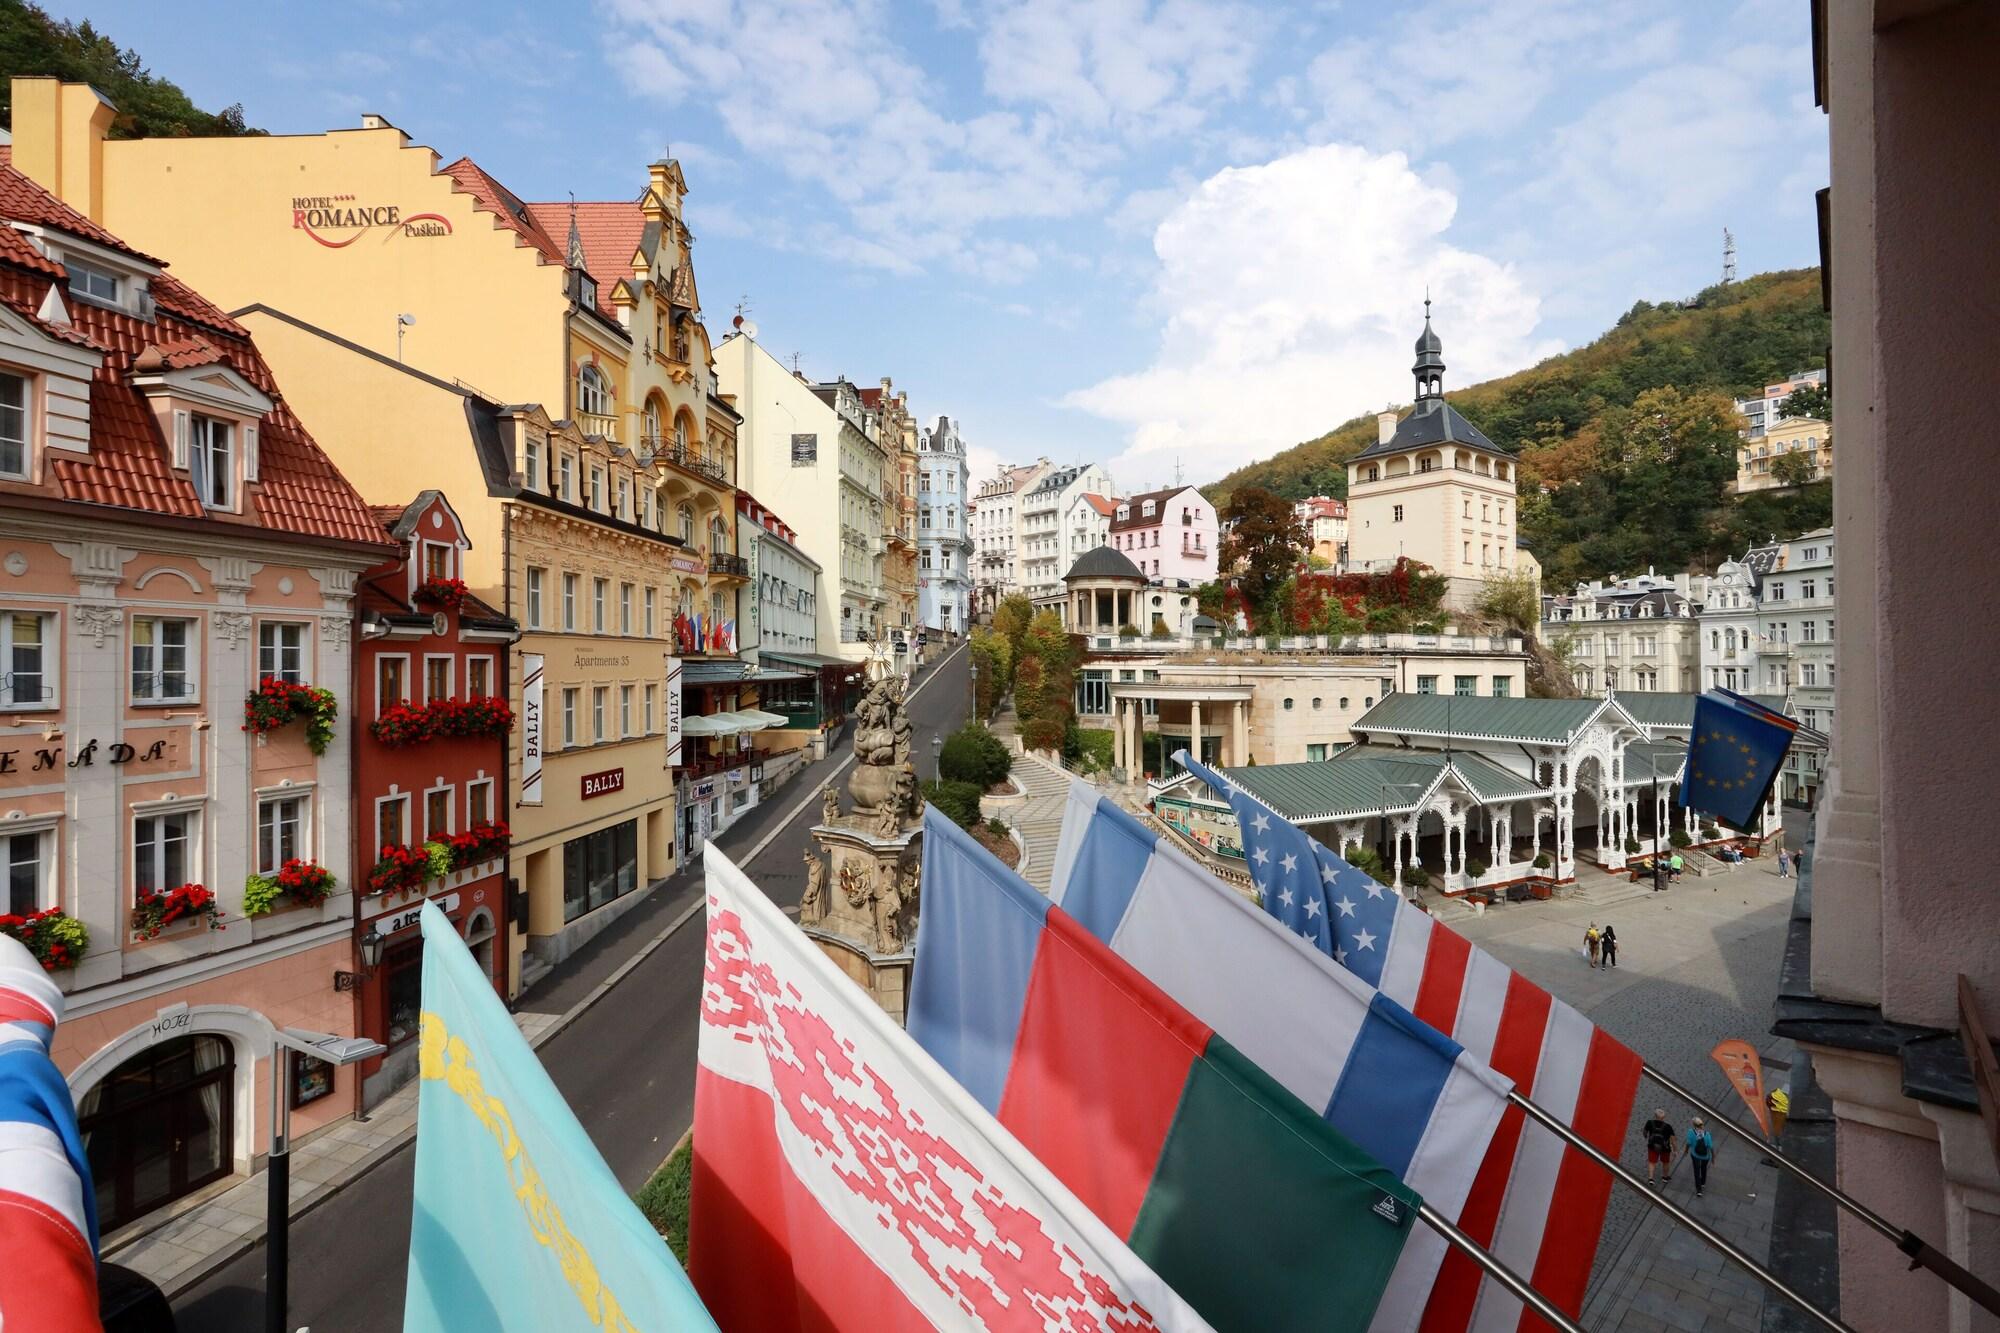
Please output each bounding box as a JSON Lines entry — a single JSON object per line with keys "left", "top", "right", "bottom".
{"left": 172, "top": 642, "right": 971, "bottom": 1332}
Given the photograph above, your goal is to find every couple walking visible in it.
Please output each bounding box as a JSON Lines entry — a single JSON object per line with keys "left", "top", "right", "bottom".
{"left": 1642, "top": 1108, "right": 1718, "bottom": 1196}
{"left": 1585, "top": 921, "right": 1619, "bottom": 969}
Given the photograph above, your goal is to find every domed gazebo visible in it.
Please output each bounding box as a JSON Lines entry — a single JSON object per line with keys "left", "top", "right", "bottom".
{"left": 1063, "top": 545, "right": 1148, "bottom": 632}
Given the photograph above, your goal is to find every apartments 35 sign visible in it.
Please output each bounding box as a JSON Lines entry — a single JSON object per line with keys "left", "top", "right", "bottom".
{"left": 292, "top": 194, "right": 453, "bottom": 248}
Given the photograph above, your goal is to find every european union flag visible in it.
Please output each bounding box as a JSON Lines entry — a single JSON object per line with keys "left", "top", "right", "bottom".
{"left": 1680, "top": 689, "right": 1798, "bottom": 832}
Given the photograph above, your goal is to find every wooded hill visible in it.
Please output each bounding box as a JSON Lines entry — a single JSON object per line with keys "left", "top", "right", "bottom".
{"left": 1204, "top": 269, "right": 1833, "bottom": 588}
{"left": 0, "top": 1, "right": 260, "bottom": 138}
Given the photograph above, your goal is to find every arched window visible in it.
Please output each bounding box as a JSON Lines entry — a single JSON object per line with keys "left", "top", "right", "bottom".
{"left": 709, "top": 516, "right": 729, "bottom": 555}
{"left": 678, "top": 504, "right": 696, "bottom": 544}
{"left": 674, "top": 416, "right": 689, "bottom": 460}
{"left": 578, "top": 364, "right": 611, "bottom": 417}
{"left": 644, "top": 398, "right": 663, "bottom": 446}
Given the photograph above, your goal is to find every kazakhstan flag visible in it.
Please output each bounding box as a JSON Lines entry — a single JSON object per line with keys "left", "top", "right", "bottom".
{"left": 404, "top": 902, "right": 716, "bottom": 1332}
{"left": 1679, "top": 690, "right": 1799, "bottom": 832}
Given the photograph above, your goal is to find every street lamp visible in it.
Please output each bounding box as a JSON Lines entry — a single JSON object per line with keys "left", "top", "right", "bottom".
{"left": 265, "top": 1026, "right": 387, "bottom": 1333}
{"left": 932, "top": 734, "right": 943, "bottom": 782}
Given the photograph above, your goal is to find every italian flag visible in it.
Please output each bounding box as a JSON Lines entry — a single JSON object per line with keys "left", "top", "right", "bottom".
{"left": 909, "top": 812, "right": 1423, "bottom": 1333}
{"left": 690, "top": 846, "right": 1214, "bottom": 1332}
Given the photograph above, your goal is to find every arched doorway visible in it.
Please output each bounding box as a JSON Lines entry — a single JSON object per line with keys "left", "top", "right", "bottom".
{"left": 79, "top": 1034, "right": 235, "bottom": 1233}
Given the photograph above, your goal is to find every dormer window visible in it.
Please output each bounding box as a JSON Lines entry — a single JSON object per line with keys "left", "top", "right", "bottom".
{"left": 67, "top": 258, "right": 120, "bottom": 304}
{"left": 589, "top": 465, "right": 604, "bottom": 511}
{"left": 1141, "top": 500, "right": 1155, "bottom": 517}
{"left": 189, "top": 415, "right": 234, "bottom": 510}
{"left": 557, "top": 452, "right": 574, "bottom": 501}
{"left": 0, "top": 372, "right": 26, "bottom": 479}
{"left": 523, "top": 438, "right": 543, "bottom": 492}
{"left": 423, "top": 541, "right": 454, "bottom": 581}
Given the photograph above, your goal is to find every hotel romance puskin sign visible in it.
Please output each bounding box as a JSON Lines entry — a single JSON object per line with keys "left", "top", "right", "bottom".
{"left": 291, "top": 194, "right": 453, "bottom": 248}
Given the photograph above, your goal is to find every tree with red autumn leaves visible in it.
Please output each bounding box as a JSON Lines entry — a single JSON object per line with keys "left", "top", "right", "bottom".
{"left": 1218, "top": 487, "right": 1309, "bottom": 629}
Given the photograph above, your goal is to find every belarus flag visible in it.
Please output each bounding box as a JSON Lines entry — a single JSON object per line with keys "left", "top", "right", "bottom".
{"left": 691, "top": 845, "right": 1211, "bottom": 1332}
{"left": 910, "top": 810, "right": 1425, "bottom": 1333}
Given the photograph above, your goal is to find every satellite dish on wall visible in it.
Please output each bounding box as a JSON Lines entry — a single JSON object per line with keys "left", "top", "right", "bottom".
{"left": 733, "top": 313, "right": 759, "bottom": 340}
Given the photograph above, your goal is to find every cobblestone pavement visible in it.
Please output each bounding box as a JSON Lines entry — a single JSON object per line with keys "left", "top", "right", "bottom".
{"left": 1454, "top": 829, "right": 1807, "bottom": 1332}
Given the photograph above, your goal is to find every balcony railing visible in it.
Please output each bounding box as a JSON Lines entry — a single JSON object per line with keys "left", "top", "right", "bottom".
{"left": 1080, "top": 630, "right": 1528, "bottom": 656}
{"left": 639, "top": 433, "right": 729, "bottom": 484}
{"left": 577, "top": 411, "right": 618, "bottom": 440}
{"left": 709, "top": 553, "right": 749, "bottom": 577}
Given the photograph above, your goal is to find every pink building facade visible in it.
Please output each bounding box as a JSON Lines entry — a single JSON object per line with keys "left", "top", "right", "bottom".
{"left": 0, "top": 158, "right": 388, "bottom": 1239}
{"left": 1773, "top": 6, "right": 2000, "bottom": 1331}
{"left": 1108, "top": 485, "right": 1217, "bottom": 583}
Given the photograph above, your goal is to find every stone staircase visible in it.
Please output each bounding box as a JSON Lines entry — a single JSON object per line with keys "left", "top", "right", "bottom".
{"left": 1564, "top": 865, "right": 1660, "bottom": 909}
{"left": 1000, "top": 752, "right": 1072, "bottom": 894}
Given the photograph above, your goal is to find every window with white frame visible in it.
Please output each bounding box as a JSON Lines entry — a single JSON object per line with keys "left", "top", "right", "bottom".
{"left": 524, "top": 438, "right": 543, "bottom": 493}
{"left": 424, "top": 654, "right": 453, "bottom": 703}
{"left": 644, "top": 587, "right": 657, "bottom": 637}
{"left": 131, "top": 616, "right": 197, "bottom": 702}
{"left": 562, "top": 687, "right": 579, "bottom": 747}
{"left": 620, "top": 684, "right": 633, "bottom": 737}
{"left": 593, "top": 578, "right": 608, "bottom": 633}
{"left": 376, "top": 655, "right": 408, "bottom": 717}
{"left": 562, "top": 574, "right": 578, "bottom": 630}
{"left": 424, "top": 786, "right": 452, "bottom": 841}
{"left": 578, "top": 364, "right": 612, "bottom": 417}
{"left": 134, "top": 808, "right": 195, "bottom": 895}
{"left": 616, "top": 476, "right": 630, "bottom": 521}
{"left": 678, "top": 505, "right": 695, "bottom": 544}
{"left": 526, "top": 567, "right": 545, "bottom": 628}
{"left": 5, "top": 828, "right": 51, "bottom": 915}
{"left": 466, "top": 656, "right": 493, "bottom": 698}
{"left": 589, "top": 466, "right": 604, "bottom": 512}
{"left": 66, "top": 257, "right": 120, "bottom": 303}
{"left": 189, "top": 415, "right": 234, "bottom": 510}
{"left": 257, "top": 793, "right": 307, "bottom": 873}
{"left": 258, "top": 622, "right": 308, "bottom": 684}
{"left": 557, "top": 452, "right": 574, "bottom": 501}
{"left": 619, "top": 583, "right": 633, "bottom": 635}
{"left": 644, "top": 683, "right": 656, "bottom": 732}
{"left": 423, "top": 541, "right": 453, "bottom": 581}
{"left": 377, "top": 792, "right": 409, "bottom": 850}
{"left": 467, "top": 777, "right": 494, "bottom": 827}
{"left": 592, "top": 686, "right": 607, "bottom": 742}
{"left": 0, "top": 372, "right": 27, "bottom": 479}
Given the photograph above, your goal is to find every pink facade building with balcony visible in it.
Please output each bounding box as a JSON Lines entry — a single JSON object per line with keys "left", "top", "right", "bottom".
{"left": 1108, "top": 485, "right": 1217, "bottom": 583}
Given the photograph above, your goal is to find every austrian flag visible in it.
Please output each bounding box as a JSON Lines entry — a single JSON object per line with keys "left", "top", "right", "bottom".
{"left": 690, "top": 846, "right": 1210, "bottom": 1332}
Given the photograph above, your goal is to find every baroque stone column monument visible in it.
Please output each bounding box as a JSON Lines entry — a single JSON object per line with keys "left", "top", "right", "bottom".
{"left": 801, "top": 655, "right": 923, "bottom": 1022}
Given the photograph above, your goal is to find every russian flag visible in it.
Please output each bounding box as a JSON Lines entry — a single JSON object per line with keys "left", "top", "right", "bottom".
{"left": 912, "top": 809, "right": 1428, "bottom": 1333}
{"left": 0, "top": 933, "right": 101, "bottom": 1333}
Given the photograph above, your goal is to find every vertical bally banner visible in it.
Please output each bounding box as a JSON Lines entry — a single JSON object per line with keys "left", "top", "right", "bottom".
{"left": 665, "top": 654, "right": 684, "bottom": 768}
{"left": 519, "top": 653, "right": 544, "bottom": 806}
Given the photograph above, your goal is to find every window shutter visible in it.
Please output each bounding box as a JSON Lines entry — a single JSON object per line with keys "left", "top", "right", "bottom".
{"left": 243, "top": 424, "right": 260, "bottom": 482}
{"left": 171, "top": 411, "right": 190, "bottom": 469}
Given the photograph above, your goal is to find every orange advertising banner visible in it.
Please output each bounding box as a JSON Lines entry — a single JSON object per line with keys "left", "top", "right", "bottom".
{"left": 1711, "top": 1039, "right": 1772, "bottom": 1137}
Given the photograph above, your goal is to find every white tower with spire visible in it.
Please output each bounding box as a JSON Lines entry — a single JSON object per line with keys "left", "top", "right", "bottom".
{"left": 1343, "top": 301, "right": 1529, "bottom": 613}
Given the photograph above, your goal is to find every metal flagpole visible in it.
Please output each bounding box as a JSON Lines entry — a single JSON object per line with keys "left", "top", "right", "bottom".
{"left": 1506, "top": 1091, "right": 1853, "bottom": 1333}
{"left": 1642, "top": 1063, "right": 2000, "bottom": 1319}
{"left": 1415, "top": 1202, "right": 1586, "bottom": 1333}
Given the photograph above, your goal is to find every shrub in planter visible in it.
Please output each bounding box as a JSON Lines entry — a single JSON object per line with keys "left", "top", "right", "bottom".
{"left": 131, "top": 884, "right": 222, "bottom": 939}
{"left": 1402, "top": 864, "right": 1431, "bottom": 890}
{"left": 1624, "top": 835, "right": 1642, "bottom": 853}
{"left": 422, "top": 840, "right": 454, "bottom": 881}
{"left": 1347, "top": 846, "right": 1394, "bottom": 886}
{"left": 413, "top": 576, "right": 469, "bottom": 610}
{"left": 1669, "top": 828, "right": 1692, "bottom": 849}
{"left": 0, "top": 908, "right": 89, "bottom": 971}
{"left": 939, "top": 724, "right": 1012, "bottom": 788}
{"left": 920, "top": 779, "right": 983, "bottom": 830}
{"left": 1465, "top": 859, "right": 1489, "bottom": 879}
{"left": 1700, "top": 825, "right": 1720, "bottom": 841}
{"left": 244, "top": 678, "right": 338, "bottom": 755}
{"left": 1532, "top": 851, "right": 1553, "bottom": 870}
{"left": 986, "top": 817, "right": 1011, "bottom": 838}
{"left": 243, "top": 873, "right": 282, "bottom": 918}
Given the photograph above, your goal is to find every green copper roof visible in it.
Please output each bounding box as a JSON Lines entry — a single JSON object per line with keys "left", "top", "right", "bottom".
{"left": 1217, "top": 746, "right": 1545, "bottom": 823}
{"left": 1611, "top": 691, "right": 1788, "bottom": 730}
{"left": 1624, "top": 739, "right": 1690, "bottom": 783}
{"left": 1352, "top": 693, "right": 1611, "bottom": 744}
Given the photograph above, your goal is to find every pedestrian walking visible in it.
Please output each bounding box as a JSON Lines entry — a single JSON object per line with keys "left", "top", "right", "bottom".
{"left": 1776, "top": 848, "right": 1791, "bottom": 878}
{"left": 1642, "top": 1108, "right": 1675, "bottom": 1186}
{"left": 1669, "top": 851, "right": 1684, "bottom": 884}
{"left": 1600, "top": 923, "right": 1619, "bottom": 968}
{"left": 1682, "top": 1116, "right": 1716, "bottom": 1197}
{"left": 1585, "top": 923, "right": 1601, "bottom": 969}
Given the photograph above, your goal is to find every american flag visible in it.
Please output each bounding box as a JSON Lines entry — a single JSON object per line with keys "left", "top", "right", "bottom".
{"left": 0, "top": 933, "right": 101, "bottom": 1332}
{"left": 1180, "top": 753, "right": 1643, "bottom": 1333}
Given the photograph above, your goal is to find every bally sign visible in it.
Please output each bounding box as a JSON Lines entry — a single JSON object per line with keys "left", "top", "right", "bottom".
{"left": 519, "top": 653, "right": 544, "bottom": 806}
{"left": 581, "top": 768, "right": 625, "bottom": 800}
{"left": 664, "top": 654, "right": 684, "bottom": 768}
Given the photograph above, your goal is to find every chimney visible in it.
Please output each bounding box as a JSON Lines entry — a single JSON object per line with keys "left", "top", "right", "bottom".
{"left": 1377, "top": 411, "right": 1398, "bottom": 445}
{"left": 9, "top": 78, "right": 116, "bottom": 222}
{"left": 360, "top": 113, "right": 392, "bottom": 130}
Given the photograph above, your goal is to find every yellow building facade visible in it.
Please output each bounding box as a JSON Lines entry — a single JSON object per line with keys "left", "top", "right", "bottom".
{"left": 870, "top": 380, "right": 921, "bottom": 653}
{"left": 12, "top": 80, "right": 747, "bottom": 978}
{"left": 1735, "top": 415, "right": 1831, "bottom": 493}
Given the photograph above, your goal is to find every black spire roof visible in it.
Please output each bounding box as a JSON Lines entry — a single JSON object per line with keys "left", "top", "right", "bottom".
{"left": 1352, "top": 301, "right": 1507, "bottom": 463}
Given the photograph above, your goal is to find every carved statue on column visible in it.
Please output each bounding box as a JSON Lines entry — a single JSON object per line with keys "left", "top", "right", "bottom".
{"left": 800, "top": 852, "right": 828, "bottom": 923}
{"left": 821, "top": 781, "right": 841, "bottom": 826}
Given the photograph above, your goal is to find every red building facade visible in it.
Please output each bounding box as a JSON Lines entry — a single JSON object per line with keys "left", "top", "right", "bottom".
{"left": 349, "top": 492, "right": 518, "bottom": 1104}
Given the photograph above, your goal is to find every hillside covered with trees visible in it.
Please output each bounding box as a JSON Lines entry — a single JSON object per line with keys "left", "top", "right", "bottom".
{"left": 0, "top": 2, "right": 260, "bottom": 138}
{"left": 1204, "top": 269, "right": 1833, "bottom": 588}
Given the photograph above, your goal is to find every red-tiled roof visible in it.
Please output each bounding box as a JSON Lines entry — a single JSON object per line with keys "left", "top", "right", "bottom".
{"left": 0, "top": 163, "right": 388, "bottom": 548}
{"left": 523, "top": 200, "right": 643, "bottom": 315}
{"left": 439, "top": 157, "right": 567, "bottom": 267}
{"left": 0, "top": 146, "right": 162, "bottom": 265}
{"left": 857, "top": 387, "right": 883, "bottom": 409}
{"left": 0, "top": 223, "right": 64, "bottom": 279}
{"left": 1081, "top": 493, "right": 1117, "bottom": 517}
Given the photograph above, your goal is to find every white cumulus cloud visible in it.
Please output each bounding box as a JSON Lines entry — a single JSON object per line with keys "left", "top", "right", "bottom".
{"left": 1067, "top": 142, "right": 1561, "bottom": 483}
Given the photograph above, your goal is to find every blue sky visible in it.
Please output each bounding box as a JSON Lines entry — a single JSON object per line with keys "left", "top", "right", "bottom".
{"left": 57, "top": 0, "right": 1826, "bottom": 489}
